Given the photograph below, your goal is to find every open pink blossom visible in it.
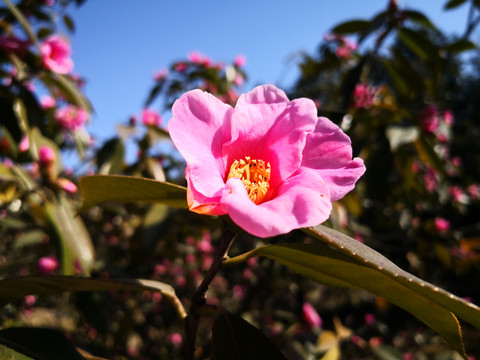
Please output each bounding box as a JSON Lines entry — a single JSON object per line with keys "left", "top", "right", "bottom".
{"left": 54, "top": 105, "right": 88, "bottom": 131}
{"left": 40, "top": 35, "right": 73, "bottom": 74}
{"left": 169, "top": 85, "right": 365, "bottom": 238}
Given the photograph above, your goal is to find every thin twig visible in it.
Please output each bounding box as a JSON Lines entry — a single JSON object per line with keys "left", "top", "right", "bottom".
{"left": 183, "top": 229, "right": 236, "bottom": 360}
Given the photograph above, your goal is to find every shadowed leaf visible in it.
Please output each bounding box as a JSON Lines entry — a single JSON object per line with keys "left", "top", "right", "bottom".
{"left": 211, "top": 310, "right": 287, "bottom": 360}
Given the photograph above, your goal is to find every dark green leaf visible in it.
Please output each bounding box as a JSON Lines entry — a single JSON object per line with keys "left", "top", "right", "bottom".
{"left": 63, "top": 14, "right": 75, "bottom": 32}
{"left": 0, "top": 275, "right": 185, "bottom": 318}
{"left": 331, "top": 19, "right": 369, "bottom": 35}
{"left": 144, "top": 82, "right": 164, "bottom": 108}
{"left": 78, "top": 175, "right": 188, "bottom": 212}
{"left": 398, "top": 28, "right": 432, "bottom": 60}
{"left": 444, "top": 39, "right": 477, "bottom": 53}
{"left": 444, "top": 0, "right": 468, "bottom": 10}
{"left": 41, "top": 74, "right": 92, "bottom": 113}
{"left": 0, "top": 327, "right": 87, "bottom": 360}
{"left": 96, "top": 137, "right": 124, "bottom": 175}
{"left": 402, "top": 10, "right": 438, "bottom": 30}
{"left": 212, "top": 310, "right": 287, "bottom": 360}
{"left": 2, "top": 0, "right": 39, "bottom": 48}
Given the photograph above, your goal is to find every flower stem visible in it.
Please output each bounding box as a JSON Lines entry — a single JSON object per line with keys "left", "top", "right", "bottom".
{"left": 183, "top": 229, "right": 236, "bottom": 360}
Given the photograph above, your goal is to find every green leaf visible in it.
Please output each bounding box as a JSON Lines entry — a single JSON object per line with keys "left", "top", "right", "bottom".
{"left": 96, "top": 137, "right": 124, "bottom": 175}
{"left": 402, "top": 10, "right": 437, "bottom": 30}
{"left": 0, "top": 275, "right": 186, "bottom": 319}
{"left": 2, "top": 0, "right": 40, "bottom": 49}
{"left": 444, "top": 0, "right": 468, "bottom": 10}
{"left": 331, "top": 19, "right": 369, "bottom": 34}
{"left": 211, "top": 310, "right": 287, "bottom": 360}
{"left": 41, "top": 74, "right": 92, "bottom": 113}
{"left": 225, "top": 225, "right": 480, "bottom": 359}
{"left": 63, "top": 14, "right": 75, "bottom": 32}
{"left": 45, "top": 194, "right": 95, "bottom": 275}
{"left": 444, "top": 39, "right": 477, "bottom": 53}
{"left": 397, "top": 28, "right": 431, "bottom": 60}
{"left": 0, "top": 327, "right": 87, "bottom": 360}
{"left": 0, "top": 345, "right": 34, "bottom": 360}
{"left": 78, "top": 175, "right": 188, "bottom": 212}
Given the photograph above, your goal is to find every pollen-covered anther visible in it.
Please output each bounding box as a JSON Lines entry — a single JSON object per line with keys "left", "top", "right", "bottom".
{"left": 227, "top": 156, "right": 271, "bottom": 204}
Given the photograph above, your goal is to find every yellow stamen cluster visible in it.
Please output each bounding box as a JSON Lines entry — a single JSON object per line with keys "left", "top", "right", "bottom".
{"left": 227, "top": 156, "right": 271, "bottom": 204}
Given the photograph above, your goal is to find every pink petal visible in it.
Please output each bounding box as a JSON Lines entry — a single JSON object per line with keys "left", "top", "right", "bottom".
{"left": 185, "top": 167, "right": 226, "bottom": 215}
{"left": 302, "top": 117, "right": 365, "bottom": 201}
{"left": 221, "top": 169, "right": 331, "bottom": 238}
{"left": 224, "top": 88, "right": 317, "bottom": 187}
{"left": 169, "top": 90, "right": 232, "bottom": 198}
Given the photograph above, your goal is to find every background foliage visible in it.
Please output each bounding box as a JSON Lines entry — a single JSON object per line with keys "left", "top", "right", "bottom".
{"left": 1, "top": 0, "right": 480, "bottom": 359}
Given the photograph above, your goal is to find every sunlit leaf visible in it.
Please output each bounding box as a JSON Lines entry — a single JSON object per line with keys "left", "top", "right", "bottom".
{"left": 385, "top": 125, "right": 420, "bottom": 151}
{"left": 331, "top": 19, "right": 369, "bottom": 34}
{"left": 47, "top": 194, "right": 95, "bottom": 275}
{"left": 0, "top": 327, "right": 87, "bottom": 360}
{"left": 41, "top": 74, "right": 92, "bottom": 113}
{"left": 225, "top": 225, "right": 480, "bottom": 358}
{"left": 211, "top": 310, "right": 287, "bottom": 360}
{"left": 78, "top": 175, "right": 188, "bottom": 212}
{"left": 0, "top": 345, "right": 34, "bottom": 360}
{"left": 0, "top": 275, "right": 186, "bottom": 319}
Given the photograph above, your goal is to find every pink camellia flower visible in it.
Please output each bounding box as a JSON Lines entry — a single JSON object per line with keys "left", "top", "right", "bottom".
{"left": 169, "top": 85, "right": 365, "bottom": 238}
{"left": 302, "top": 302, "right": 322, "bottom": 329}
{"left": 353, "top": 83, "right": 375, "bottom": 109}
{"left": 40, "top": 35, "right": 74, "bottom": 74}
{"left": 38, "top": 146, "right": 56, "bottom": 165}
{"left": 141, "top": 108, "right": 162, "bottom": 126}
{"left": 54, "top": 105, "right": 88, "bottom": 131}
{"left": 37, "top": 255, "right": 59, "bottom": 274}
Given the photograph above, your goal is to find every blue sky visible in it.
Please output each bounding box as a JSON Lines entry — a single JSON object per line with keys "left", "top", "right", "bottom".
{"left": 66, "top": 0, "right": 471, "bottom": 145}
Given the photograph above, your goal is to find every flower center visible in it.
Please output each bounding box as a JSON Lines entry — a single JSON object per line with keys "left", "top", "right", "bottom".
{"left": 227, "top": 156, "right": 271, "bottom": 204}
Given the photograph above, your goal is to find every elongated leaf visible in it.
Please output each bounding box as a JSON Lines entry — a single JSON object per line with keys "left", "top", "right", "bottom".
{"left": 0, "top": 327, "right": 87, "bottom": 360}
{"left": 211, "top": 310, "right": 287, "bottom": 360}
{"left": 444, "top": 0, "right": 468, "bottom": 9}
{"left": 0, "top": 275, "right": 186, "bottom": 319}
{"left": 444, "top": 39, "right": 477, "bottom": 53}
{"left": 332, "top": 19, "right": 369, "bottom": 34}
{"left": 0, "top": 345, "right": 35, "bottom": 359}
{"left": 398, "top": 28, "right": 431, "bottom": 60}
{"left": 78, "top": 175, "right": 188, "bottom": 212}
{"left": 224, "top": 225, "right": 480, "bottom": 358}
{"left": 402, "top": 10, "right": 437, "bottom": 30}
{"left": 2, "top": 0, "right": 40, "bottom": 49}
{"left": 41, "top": 74, "right": 92, "bottom": 113}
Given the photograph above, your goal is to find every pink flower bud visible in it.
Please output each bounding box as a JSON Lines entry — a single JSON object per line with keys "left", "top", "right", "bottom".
{"left": 37, "top": 256, "right": 59, "bottom": 274}
{"left": 38, "top": 146, "right": 56, "bottom": 165}
{"left": 302, "top": 302, "right": 322, "bottom": 329}
{"left": 40, "top": 95, "right": 56, "bottom": 109}
{"left": 18, "top": 135, "right": 30, "bottom": 152}
{"left": 141, "top": 108, "right": 162, "bottom": 126}
{"left": 435, "top": 217, "right": 450, "bottom": 232}
{"left": 234, "top": 54, "right": 246, "bottom": 67}
{"left": 56, "top": 178, "right": 78, "bottom": 193}
{"left": 168, "top": 333, "right": 183, "bottom": 347}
